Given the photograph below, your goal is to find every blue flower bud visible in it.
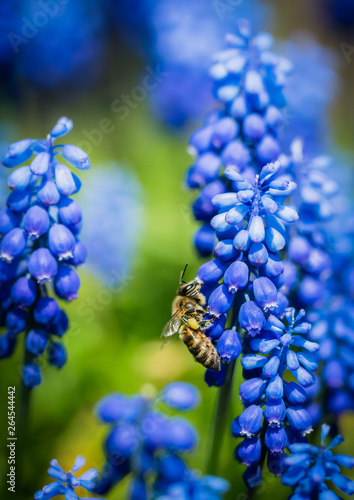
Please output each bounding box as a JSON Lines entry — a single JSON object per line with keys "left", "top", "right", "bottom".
{"left": 58, "top": 198, "right": 82, "bottom": 227}
{"left": 2, "top": 139, "right": 33, "bottom": 167}
{"left": 7, "top": 166, "right": 32, "bottom": 191}
{"left": 23, "top": 205, "right": 50, "bottom": 239}
{"left": 208, "top": 284, "right": 234, "bottom": 316}
{"left": 0, "top": 260, "right": 17, "bottom": 282}
{"left": 323, "top": 359, "right": 345, "bottom": 389}
{"left": 201, "top": 475, "right": 230, "bottom": 494}
{"left": 212, "top": 117, "right": 238, "bottom": 148}
{"left": 49, "top": 310, "right": 69, "bottom": 337}
{"left": 6, "top": 308, "right": 28, "bottom": 334}
{"left": 62, "top": 144, "right": 91, "bottom": 170}
{"left": 245, "top": 70, "right": 263, "bottom": 94}
{"left": 194, "top": 224, "right": 215, "bottom": 257}
{"left": 241, "top": 354, "right": 267, "bottom": 370}
{"left": 11, "top": 276, "right": 36, "bottom": 307}
{"left": 239, "top": 405, "right": 263, "bottom": 437}
{"left": 106, "top": 423, "right": 140, "bottom": 459}
{"left": 298, "top": 277, "right": 323, "bottom": 305}
{"left": 249, "top": 243, "right": 268, "bottom": 267}
{"left": 248, "top": 216, "right": 265, "bottom": 244}
{"left": 331, "top": 474, "right": 354, "bottom": 496}
{"left": 212, "top": 192, "right": 239, "bottom": 209}
{"left": 197, "top": 259, "right": 227, "bottom": 286}
{"left": 217, "top": 329, "right": 241, "bottom": 363}
{"left": 230, "top": 94, "right": 248, "bottom": 119}
{"left": 162, "top": 382, "right": 200, "bottom": 411}
{"left": 225, "top": 203, "right": 249, "bottom": 225}
{"left": 296, "top": 352, "right": 318, "bottom": 372}
{"left": 37, "top": 181, "right": 60, "bottom": 207}
{"left": 239, "top": 378, "right": 267, "bottom": 404}
{"left": 30, "top": 152, "right": 50, "bottom": 175}
{"left": 264, "top": 399, "right": 286, "bottom": 426}
{"left": 204, "top": 314, "right": 227, "bottom": 341}
{"left": 237, "top": 437, "right": 261, "bottom": 466}
{"left": 67, "top": 241, "right": 87, "bottom": 267}
{"left": 265, "top": 227, "right": 286, "bottom": 252}
{"left": 54, "top": 265, "right": 80, "bottom": 301}
{"left": 267, "top": 451, "right": 286, "bottom": 477}
{"left": 253, "top": 277, "right": 277, "bottom": 311}
{"left": 49, "top": 224, "right": 76, "bottom": 260}
{"left": 222, "top": 140, "right": 250, "bottom": 169}
{"left": 0, "top": 333, "right": 17, "bottom": 359}
{"left": 266, "top": 375, "right": 284, "bottom": 400}
{"left": 6, "top": 189, "right": 31, "bottom": 212}
{"left": 192, "top": 152, "right": 222, "bottom": 186}
{"left": 276, "top": 205, "right": 299, "bottom": 223}
{"left": 287, "top": 407, "right": 313, "bottom": 436}
{"left": 292, "top": 367, "right": 315, "bottom": 387}
{"left": 261, "top": 195, "right": 278, "bottom": 214}
{"left": 158, "top": 453, "right": 187, "bottom": 482}
{"left": 22, "top": 363, "right": 41, "bottom": 388}
{"left": 28, "top": 248, "right": 58, "bottom": 283}
{"left": 55, "top": 164, "right": 76, "bottom": 195}
{"left": 243, "top": 113, "right": 266, "bottom": 141}
{"left": 189, "top": 125, "right": 213, "bottom": 154}
{"left": 0, "top": 208, "right": 21, "bottom": 236}
{"left": 34, "top": 297, "right": 60, "bottom": 324}
{"left": 164, "top": 417, "right": 197, "bottom": 451}
{"left": 214, "top": 239, "right": 239, "bottom": 262}
{"left": 289, "top": 239, "right": 311, "bottom": 267}
{"left": 223, "top": 261, "right": 249, "bottom": 293}
{"left": 263, "top": 356, "right": 280, "bottom": 378}
{"left": 48, "top": 342, "right": 67, "bottom": 368}
{"left": 26, "top": 329, "right": 48, "bottom": 356}
{"left": 265, "top": 426, "right": 287, "bottom": 453}
{"left": 256, "top": 135, "right": 280, "bottom": 164}
{"left": 210, "top": 212, "right": 232, "bottom": 233}
{"left": 243, "top": 465, "right": 262, "bottom": 488}
{"left": 233, "top": 229, "right": 251, "bottom": 251}
{"left": 238, "top": 301, "right": 266, "bottom": 336}
{"left": 260, "top": 253, "right": 284, "bottom": 278}
{"left": 50, "top": 117, "right": 73, "bottom": 138}
{"left": 0, "top": 228, "right": 27, "bottom": 262}
{"left": 205, "top": 363, "right": 227, "bottom": 387}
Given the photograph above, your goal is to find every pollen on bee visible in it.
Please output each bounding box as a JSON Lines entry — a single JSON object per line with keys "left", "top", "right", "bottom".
{"left": 188, "top": 317, "right": 200, "bottom": 330}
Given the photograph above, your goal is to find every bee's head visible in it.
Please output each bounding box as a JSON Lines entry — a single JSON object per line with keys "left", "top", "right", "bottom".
{"left": 178, "top": 279, "right": 201, "bottom": 297}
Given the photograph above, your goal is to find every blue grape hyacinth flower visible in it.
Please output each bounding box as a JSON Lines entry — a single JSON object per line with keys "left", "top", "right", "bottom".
{"left": 0, "top": 117, "right": 90, "bottom": 387}
{"left": 34, "top": 455, "right": 103, "bottom": 500}
{"left": 233, "top": 308, "right": 319, "bottom": 484}
{"left": 282, "top": 423, "right": 354, "bottom": 498}
{"left": 94, "top": 383, "right": 229, "bottom": 499}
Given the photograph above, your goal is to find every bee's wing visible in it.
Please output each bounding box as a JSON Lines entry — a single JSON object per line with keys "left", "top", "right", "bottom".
{"left": 161, "top": 308, "right": 183, "bottom": 338}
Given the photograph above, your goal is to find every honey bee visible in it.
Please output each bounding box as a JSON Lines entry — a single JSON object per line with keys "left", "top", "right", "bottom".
{"left": 161, "top": 265, "right": 221, "bottom": 371}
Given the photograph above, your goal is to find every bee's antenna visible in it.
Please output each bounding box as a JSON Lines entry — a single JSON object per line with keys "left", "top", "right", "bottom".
{"left": 180, "top": 263, "right": 188, "bottom": 284}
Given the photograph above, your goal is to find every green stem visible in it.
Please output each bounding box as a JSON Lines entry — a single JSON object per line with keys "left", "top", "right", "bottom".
{"left": 16, "top": 331, "right": 33, "bottom": 496}
{"left": 206, "top": 359, "right": 236, "bottom": 474}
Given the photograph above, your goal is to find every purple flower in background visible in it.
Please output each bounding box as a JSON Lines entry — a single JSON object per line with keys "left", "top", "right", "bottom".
{"left": 0, "top": 117, "right": 90, "bottom": 386}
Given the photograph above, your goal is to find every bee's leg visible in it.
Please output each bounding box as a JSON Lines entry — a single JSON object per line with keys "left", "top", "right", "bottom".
{"left": 199, "top": 320, "right": 213, "bottom": 329}
{"left": 181, "top": 316, "right": 189, "bottom": 325}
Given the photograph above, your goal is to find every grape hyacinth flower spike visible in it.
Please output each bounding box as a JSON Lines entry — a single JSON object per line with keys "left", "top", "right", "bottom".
{"left": 0, "top": 117, "right": 90, "bottom": 387}
{"left": 94, "top": 382, "right": 229, "bottom": 499}
{"left": 282, "top": 423, "right": 354, "bottom": 498}
{"left": 34, "top": 455, "right": 103, "bottom": 500}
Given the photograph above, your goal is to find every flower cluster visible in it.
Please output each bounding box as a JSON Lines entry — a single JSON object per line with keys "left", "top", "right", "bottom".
{"left": 94, "top": 382, "right": 229, "bottom": 499}
{"left": 187, "top": 20, "right": 292, "bottom": 258}
{"left": 233, "top": 308, "right": 319, "bottom": 485}
{"left": 282, "top": 423, "right": 354, "bottom": 498}
{"left": 0, "top": 117, "right": 90, "bottom": 387}
{"left": 34, "top": 455, "right": 101, "bottom": 500}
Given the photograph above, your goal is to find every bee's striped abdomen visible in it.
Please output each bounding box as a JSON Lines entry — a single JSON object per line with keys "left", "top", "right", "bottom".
{"left": 180, "top": 325, "right": 220, "bottom": 371}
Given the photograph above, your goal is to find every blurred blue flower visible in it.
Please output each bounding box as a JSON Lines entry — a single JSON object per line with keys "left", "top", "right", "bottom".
{"left": 0, "top": 117, "right": 90, "bottom": 386}
{"left": 34, "top": 455, "right": 102, "bottom": 500}
{"left": 279, "top": 34, "right": 340, "bottom": 152}
{"left": 282, "top": 423, "right": 354, "bottom": 498}
{"left": 79, "top": 165, "right": 143, "bottom": 284}
{"left": 17, "top": 0, "right": 107, "bottom": 89}
{"left": 94, "top": 383, "right": 229, "bottom": 498}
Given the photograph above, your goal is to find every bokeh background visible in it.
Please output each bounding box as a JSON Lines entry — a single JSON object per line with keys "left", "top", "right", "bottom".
{"left": 0, "top": 0, "right": 353, "bottom": 498}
